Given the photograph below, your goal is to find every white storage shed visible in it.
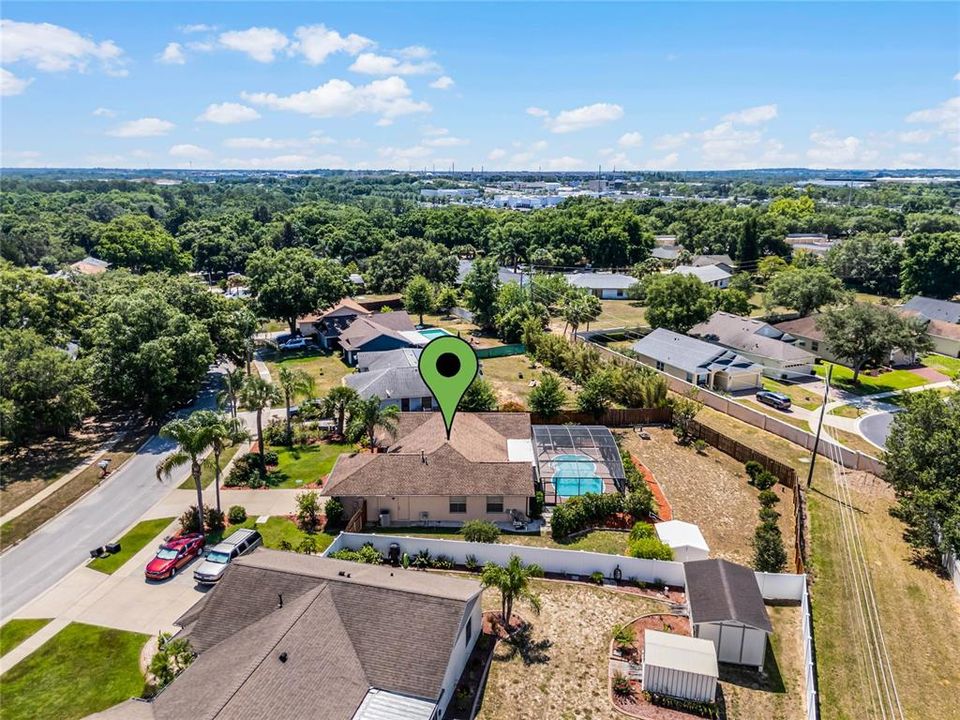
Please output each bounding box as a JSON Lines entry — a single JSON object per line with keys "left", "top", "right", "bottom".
{"left": 655, "top": 520, "right": 710, "bottom": 562}
{"left": 642, "top": 630, "right": 719, "bottom": 703}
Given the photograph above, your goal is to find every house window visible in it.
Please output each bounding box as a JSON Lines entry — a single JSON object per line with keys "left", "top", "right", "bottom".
{"left": 616, "top": 289, "right": 624, "bottom": 297}
{"left": 449, "top": 496, "right": 467, "bottom": 514}
{"left": 486, "top": 496, "right": 504, "bottom": 513}
{"left": 656, "top": 361, "right": 665, "bottom": 371}
{"left": 400, "top": 398, "right": 410, "bottom": 411}
{"left": 422, "top": 396, "right": 433, "bottom": 410}
{"left": 811, "top": 341, "right": 819, "bottom": 352}
{"left": 465, "top": 618, "right": 472, "bottom": 644}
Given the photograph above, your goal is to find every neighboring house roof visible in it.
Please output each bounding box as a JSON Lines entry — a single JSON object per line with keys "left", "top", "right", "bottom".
{"left": 69, "top": 256, "right": 110, "bottom": 275}
{"left": 111, "top": 551, "right": 480, "bottom": 720}
{"left": 786, "top": 233, "right": 829, "bottom": 242}
{"left": 356, "top": 347, "right": 421, "bottom": 373}
{"left": 689, "top": 312, "right": 816, "bottom": 364}
{"left": 643, "top": 629, "right": 719, "bottom": 678}
{"left": 566, "top": 272, "right": 637, "bottom": 290}
{"left": 349, "top": 273, "right": 365, "bottom": 285}
{"left": 456, "top": 259, "right": 527, "bottom": 286}
{"left": 299, "top": 298, "right": 372, "bottom": 324}
{"left": 671, "top": 264, "right": 732, "bottom": 284}
{"left": 631, "top": 328, "right": 762, "bottom": 376}
{"left": 652, "top": 246, "right": 681, "bottom": 260}
{"left": 691, "top": 254, "right": 734, "bottom": 269}
{"left": 655, "top": 520, "right": 710, "bottom": 553}
{"left": 899, "top": 310, "right": 960, "bottom": 341}
{"left": 772, "top": 315, "right": 825, "bottom": 342}
{"left": 901, "top": 296, "right": 960, "bottom": 324}
{"left": 339, "top": 312, "right": 417, "bottom": 351}
{"left": 654, "top": 235, "right": 678, "bottom": 246}
{"left": 684, "top": 558, "right": 773, "bottom": 633}
{"left": 344, "top": 366, "right": 432, "bottom": 402}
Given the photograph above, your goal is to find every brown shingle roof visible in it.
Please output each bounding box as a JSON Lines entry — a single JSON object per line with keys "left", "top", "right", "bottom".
{"left": 147, "top": 551, "right": 482, "bottom": 720}
{"left": 386, "top": 412, "right": 529, "bottom": 460}
{"left": 899, "top": 310, "right": 960, "bottom": 341}
{"left": 772, "top": 314, "right": 825, "bottom": 342}
{"left": 300, "top": 298, "right": 372, "bottom": 323}
{"left": 338, "top": 312, "right": 417, "bottom": 351}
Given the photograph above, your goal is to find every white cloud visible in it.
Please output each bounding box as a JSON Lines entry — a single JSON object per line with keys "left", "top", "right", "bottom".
{"left": 641, "top": 152, "right": 680, "bottom": 170}
{"left": 723, "top": 103, "right": 778, "bottom": 125}
{"left": 526, "top": 107, "right": 549, "bottom": 117}
{"left": 221, "top": 153, "right": 345, "bottom": 170}
{"left": 107, "top": 117, "right": 175, "bottom": 137}
{"left": 169, "top": 143, "right": 211, "bottom": 158}
{"left": 423, "top": 136, "right": 468, "bottom": 147}
{"left": 653, "top": 132, "right": 691, "bottom": 150}
{"left": 0, "top": 67, "right": 31, "bottom": 96}
{"left": 0, "top": 19, "right": 125, "bottom": 76}
{"left": 92, "top": 107, "right": 115, "bottom": 117}
{"left": 487, "top": 148, "right": 507, "bottom": 161}
{"left": 292, "top": 24, "right": 374, "bottom": 65}
{"left": 529, "top": 140, "right": 549, "bottom": 152}
{"left": 218, "top": 27, "right": 289, "bottom": 63}
{"left": 197, "top": 102, "right": 261, "bottom": 124}
{"left": 187, "top": 41, "right": 215, "bottom": 53}
{"left": 898, "top": 129, "right": 936, "bottom": 144}
{"left": 605, "top": 152, "right": 632, "bottom": 168}
{"left": 430, "top": 75, "right": 455, "bottom": 90}
{"left": 421, "top": 125, "right": 448, "bottom": 136}
{"left": 618, "top": 132, "right": 643, "bottom": 148}
{"left": 158, "top": 42, "right": 186, "bottom": 65}
{"left": 398, "top": 45, "right": 433, "bottom": 60}
{"left": 545, "top": 103, "right": 623, "bottom": 133}
{"left": 377, "top": 144, "right": 434, "bottom": 168}
{"left": 181, "top": 24, "right": 217, "bottom": 34}
{"left": 223, "top": 136, "right": 331, "bottom": 150}
{"left": 806, "top": 130, "right": 879, "bottom": 167}
{"left": 242, "top": 76, "right": 430, "bottom": 121}
{"left": 698, "top": 121, "right": 763, "bottom": 165}
{"left": 955, "top": 72, "right": 960, "bottom": 81}
{"left": 546, "top": 156, "right": 584, "bottom": 170}
{"left": 349, "top": 52, "right": 441, "bottom": 76}
{"left": 905, "top": 96, "right": 960, "bottom": 134}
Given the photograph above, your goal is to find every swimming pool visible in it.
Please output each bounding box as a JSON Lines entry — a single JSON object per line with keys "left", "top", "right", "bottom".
{"left": 551, "top": 453, "right": 604, "bottom": 497}
{"left": 419, "top": 328, "right": 452, "bottom": 340}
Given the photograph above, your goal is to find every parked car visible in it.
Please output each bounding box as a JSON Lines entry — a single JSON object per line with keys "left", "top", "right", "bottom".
{"left": 193, "top": 529, "right": 262, "bottom": 585}
{"left": 279, "top": 337, "right": 309, "bottom": 352}
{"left": 756, "top": 389, "right": 792, "bottom": 410}
{"left": 144, "top": 533, "right": 205, "bottom": 580}
{"left": 274, "top": 331, "right": 300, "bottom": 345}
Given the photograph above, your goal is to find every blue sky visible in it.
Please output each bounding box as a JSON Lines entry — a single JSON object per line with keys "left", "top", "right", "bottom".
{"left": 2, "top": 2, "right": 958, "bottom": 170}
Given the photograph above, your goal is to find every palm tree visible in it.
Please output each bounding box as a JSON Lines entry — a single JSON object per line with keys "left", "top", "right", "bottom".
{"left": 156, "top": 414, "right": 218, "bottom": 528}
{"left": 346, "top": 396, "right": 400, "bottom": 451}
{"left": 323, "top": 386, "right": 359, "bottom": 437}
{"left": 480, "top": 554, "right": 543, "bottom": 627}
{"left": 278, "top": 367, "right": 315, "bottom": 443}
{"left": 194, "top": 411, "right": 250, "bottom": 514}
{"left": 238, "top": 376, "right": 281, "bottom": 475}
{"left": 217, "top": 367, "right": 247, "bottom": 418}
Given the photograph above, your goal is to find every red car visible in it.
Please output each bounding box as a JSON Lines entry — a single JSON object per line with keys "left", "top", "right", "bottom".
{"left": 144, "top": 533, "right": 205, "bottom": 580}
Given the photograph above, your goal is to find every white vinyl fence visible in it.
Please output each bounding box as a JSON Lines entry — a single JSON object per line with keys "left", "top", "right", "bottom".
{"left": 800, "top": 580, "right": 818, "bottom": 720}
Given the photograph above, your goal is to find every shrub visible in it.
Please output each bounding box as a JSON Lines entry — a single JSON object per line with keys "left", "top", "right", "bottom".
{"left": 431, "top": 554, "right": 455, "bottom": 569}
{"left": 296, "top": 490, "right": 322, "bottom": 531}
{"left": 745, "top": 460, "right": 764, "bottom": 483}
{"left": 224, "top": 455, "right": 257, "bottom": 487}
{"left": 590, "top": 571, "right": 604, "bottom": 585}
{"left": 694, "top": 439, "right": 707, "bottom": 454}
{"left": 179, "top": 506, "right": 201, "bottom": 534}
{"left": 357, "top": 543, "right": 383, "bottom": 564}
{"left": 401, "top": 552, "right": 410, "bottom": 569}
{"left": 324, "top": 497, "right": 345, "bottom": 527}
{"left": 499, "top": 400, "right": 526, "bottom": 412}
{"left": 611, "top": 671, "right": 634, "bottom": 697}
{"left": 612, "top": 623, "right": 636, "bottom": 648}
{"left": 550, "top": 492, "right": 625, "bottom": 540}
{"left": 754, "top": 470, "right": 777, "bottom": 491}
{"left": 628, "top": 536, "right": 674, "bottom": 561}
{"left": 465, "top": 554, "right": 480, "bottom": 572}
{"left": 262, "top": 450, "right": 279, "bottom": 467}
{"left": 297, "top": 535, "right": 318, "bottom": 555}
{"left": 278, "top": 539, "right": 293, "bottom": 551}
{"left": 758, "top": 488, "right": 780, "bottom": 507}
{"left": 529, "top": 490, "right": 545, "bottom": 519}
{"left": 624, "top": 491, "right": 653, "bottom": 520}
{"left": 263, "top": 419, "right": 287, "bottom": 446}
{"left": 648, "top": 693, "right": 718, "bottom": 718}
{"left": 204, "top": 507, "right": 225, "bottom": 534}
{"left": 758, "top": 506, "right": 780, "bottom": 524}
{"left": 629, "top": 522, "right": 655, "bottom": 541}
{"left": 461, "top": 520, "right": 501, "bottom": 543}
{"left": 227, "top": 505, "right": 247, "bottom": 524}
{"left": 411, "top": 549, "right": 431, "bottom": 569}
{"left": 753, "top": 521, "right": 787, "bottom": 573}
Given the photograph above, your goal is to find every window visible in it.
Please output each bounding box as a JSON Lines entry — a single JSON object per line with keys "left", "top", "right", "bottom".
{"left": 400, "top": 398, "right": 410, "bottom": 411}
{"left": 655, "top": 361, "right": 665, "bottom": 371}
{"left": 616, "top": 289, "right": 624, "bottom": 297}
{"left": 421, "top": 396, "right": 433, "bottom": 410}
{"left": 811, "top": 341, "right": 820, "bottom": 352}
{"left": 449, "top": 496, "right": 467, "bottom": 513}
{"left": 465, "top": 618, "right": 473, "bottom": 644}
{"left": 486, "top": 496, "right": 504, "bottom": 513}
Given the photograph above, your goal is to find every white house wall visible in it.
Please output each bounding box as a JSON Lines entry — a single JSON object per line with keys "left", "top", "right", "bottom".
{"left": 642, "top": 663, "right": 717, "bottom": 704}
{"left": 436, "top": 597, "right": 483, "bottom": 719}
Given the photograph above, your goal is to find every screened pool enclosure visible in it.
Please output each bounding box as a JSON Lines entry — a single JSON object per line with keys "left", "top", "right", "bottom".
{"left": 531, "top": 425, "right": 627, "bottom": 504}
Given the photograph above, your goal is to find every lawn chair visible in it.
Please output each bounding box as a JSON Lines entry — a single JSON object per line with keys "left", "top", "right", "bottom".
{"left": 509, "top": 509, "right": 528, "bottom": 531}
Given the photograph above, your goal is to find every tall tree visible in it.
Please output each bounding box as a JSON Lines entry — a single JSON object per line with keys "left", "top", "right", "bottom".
{"left": 347, "top": 396, "right": 400, "bottom": 450}
{"left": 95, "top": 214, "right": 190, "bottom": 273}
{"left": 278, "top": 367, "right": 315, "bottom": 441}
{"left": 643, "top": 273, "right": 716, "bottom": 333}
{"left": 460, "top": 378, "right": 498, "bottom": 411}
{"left": 737, "top": 215, "right": 760, "bottom": 265}
{"left": 462, "top": 257, "right": 502, "bottom": 330}
{"left": 528, "top": 371, "right": 566, "bottom": 417}
{"left": 765, "top": 267, "right": 845, "bottom": 317}
{"left": 825, "top": 234, "right": 904, "bottom": 296}
{"left": 403, "top": 275, "right": 435, "bottom": 326}
{"left": 238, "top": 376, "right": 281, "bottom": 475}
{"left": 156, "top": 414, "right": 218, "bottom": 524}
{"left": 323, "top": 386, "right": 359, "bottom": 437}
{"left": 900, "top": 232, "right": 960, "bottom": 299}
{"left": 217, "top": 367, "right": 247, "bottom": 418}
{"left": 480, "top": 554, "right": 543, "bottom": 625}
{"left": 192, "top": 410, "right": 249, "bottom": 514}
{"left": 434, "top": 285, "right": 460, "bottom": 317}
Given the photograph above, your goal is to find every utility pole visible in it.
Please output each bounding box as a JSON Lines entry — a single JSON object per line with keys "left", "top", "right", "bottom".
{"left": 806, "top": 364, "right": 833, "bottom": 488}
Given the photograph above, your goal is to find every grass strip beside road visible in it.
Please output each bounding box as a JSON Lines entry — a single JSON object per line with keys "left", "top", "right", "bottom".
{"left": 0, "top": 425, "right": 155, "bottom": 551}
{"left": 178, "top": 444, "right": 242, "bottom": 490}
{"left": 216, "top": 516, "right": 338, "bottom": 554}
{"left": 86, "top": 517, "right": 176, "bottom": 575}
{"left": 0, "top": 619, "right": 52, "bottom": 658}
{"left": 814, "top": 361, "right": 927, "bottom": 395}
{"left": 0, "top": 622, "right": 148, "bottom": 720}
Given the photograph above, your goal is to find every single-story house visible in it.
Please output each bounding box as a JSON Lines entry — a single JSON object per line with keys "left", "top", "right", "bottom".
{"left": 355, "top": 347, "right": 421, "bottom": 373}
{"left": 69, "top": 256, "right": 110, "bottom": 275}
{"left": 323, "top": 412, "right": 537, "bottom": 526}
{"left": 299, "top": 298, "right": 372, "bottom": 347}
{"left": 566, "top": 272, "right": 637, "bottom": 299}
{"left": 690, "top": 254, "right": 735, "bottom": 274}
{"left": 631, "top": 328, "right": 763, "bottom": 391}
{"left": 654, "top": 234, "right": 678, "bottom": 247}
{"left": 456, "top": 259, "right": 528, "bottom": 287}
{"left": 671, "top": 264, "right": 732, "bottom": 289}
{"left": 89, "top": 550, "right": 483, "bottom": 720}
{"left": 898, "top": 296, "right": 960, "bottom": 358}
{"left": 900, "top": 295, "right": 960, "bottom": 324}
{"left": 642, "top": 629, "right": 719, "bottom": 703}
{"left": 345, "top": 352, "right": 435, "bottom": 411}
{"left": 652, "top": 246, "right": 681, "bottom": 263}
{"left": 689, "top": 311, "right": 816, "bottom": 380}
{"left": 684, "top": 558, "right": 773, "bottom": 669}
{"left": 785, "top": 233, "right": 829, "bottom": 245}
{"left": 349, "top": 272, "right": 365, "bottom": 288}
{"left": 655, "top": 520, "right": 710, "bottom": 562}
{"left": 337, "top": 311, "right": 421, "bottom": 365}
{"left": 772, "top": 314, "right": 916, "bottom": 366}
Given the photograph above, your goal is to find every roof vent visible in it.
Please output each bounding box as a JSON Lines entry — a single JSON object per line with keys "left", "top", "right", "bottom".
{"left": 277, "top": 592, "right": 283, "bottom": 609}
{"left": 279, "top": 652, "right": 288, "bottom": 663}
{"left": 338, "top": 570, "right": 346, "bottom": 577}
{"left": 421, "top": 449, "right": 427, "bottom": 464}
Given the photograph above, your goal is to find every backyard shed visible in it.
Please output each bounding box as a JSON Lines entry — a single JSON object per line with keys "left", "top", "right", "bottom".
{"left": 641, "top": 629, "right": 719, "bottom": 703}
{"left": 684, "top": 558, "right": 773, "bottom": 669}
{"left": 655, "top": 520, "right": 710, "bottom": 562}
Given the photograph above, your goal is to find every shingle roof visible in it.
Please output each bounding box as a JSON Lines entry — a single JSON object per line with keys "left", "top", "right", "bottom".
{"left": 899, "top": 310, "right": 960, "bottom": 340}
{"left": 356, "top": 347, "right": 421, "bottom": 373}
{"left": 344, "top": 366, "right": 432, "bottom": 402}
{"left": 772, "top": 315, "right": 825, "bottom": 342}
{"left": 566, "top": 272, "right": 637, "bottom": 290}
{"left": 339, "top": 312, "right": 417, "bottom": 351}
{"left": 146, "top": 551, "right": 482, "bottom": 720}
{"left": 901, "top": 296, "right": 960, "bottom": 324}
{"left": 631, "top": 328, "right": 762, "bottom": 376}
{"left": 671, "top": 264, "right": 732, "bottom": 284}
{"left": 652, "top": 246, "right": 680, "bottom": 260}
{"left": 386, "top": 412, "right": 530, "bottom": 460}
{"left": 689, "top": 312, "right": 815, "bottom": 363}
{"left": 684, "top": 559, "right": 772, "bottom": 633}
{"left": 691, "top": 254, "right": 734, "bottom": 268}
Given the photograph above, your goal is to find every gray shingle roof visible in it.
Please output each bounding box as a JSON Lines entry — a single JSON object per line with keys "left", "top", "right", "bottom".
{"left": 566, "top": 272, "right": 637, "bottom": 290}
{"left": 344, "top": 366, "right": 432, "bottom": 402}
{"left": 356, "top": 348, "right": 421, "bottom": 373}
{"left": 339, "top": 312, "right": 417, "bottom": 351}
{"left": 671, "top": 264, "right": 732, "bottom": 284}
{"left": 684, "top": 558, "right": 773, "bottom": 633}
{"left": 691, "top": 254, "right": 734, "bottom": 268}
{"left": 689, "top": 312, "right": 816, "bottom": 363}
{"left": 652, "top": 246, "right": 680, "bottom": 260}
{"left": 901, "top": 296, "right": 960, "bottom": 324}
{"left": 631, "top": 328, "right": 762, "bottom": 376}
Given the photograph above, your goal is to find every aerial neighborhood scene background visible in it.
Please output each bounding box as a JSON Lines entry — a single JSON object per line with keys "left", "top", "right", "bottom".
{"left": 0, "top": 2, "right": 958, "bottom": 720}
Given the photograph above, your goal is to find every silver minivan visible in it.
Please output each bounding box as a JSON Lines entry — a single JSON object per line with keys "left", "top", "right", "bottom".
{"left": 193, "top": 528, "right": 262, "bottom": 584}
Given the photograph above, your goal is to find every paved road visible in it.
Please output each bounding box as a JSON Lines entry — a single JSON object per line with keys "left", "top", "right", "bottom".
{"left": 859, "top": 410, "right": 899, "bottom": 450}
{"left": 0, "top": 368, "right": 228, "bottom": 620}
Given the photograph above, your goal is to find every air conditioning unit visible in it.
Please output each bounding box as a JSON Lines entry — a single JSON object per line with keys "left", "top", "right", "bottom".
{"left": 420, "top": 511, "right": 430, "bottom": 522}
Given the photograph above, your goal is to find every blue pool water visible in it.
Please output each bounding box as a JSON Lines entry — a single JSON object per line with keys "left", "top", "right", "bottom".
{"left": 419, "top": 328, "right": 452, "bottom": 340}
{"left": 551, "top": 453, "right": 604, "bottom": 497}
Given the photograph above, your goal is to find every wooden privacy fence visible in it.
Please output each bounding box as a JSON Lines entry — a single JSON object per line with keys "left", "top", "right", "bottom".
{"left": 529, "top": 407, "right": 673, "bottom": 427}
{"left": 688, "top": 419, "right": 798, "bottom": 487}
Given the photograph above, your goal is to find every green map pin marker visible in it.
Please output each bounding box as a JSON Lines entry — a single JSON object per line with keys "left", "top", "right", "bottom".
{"left": 418, "top": 335, "right": 479, "bottom": 440}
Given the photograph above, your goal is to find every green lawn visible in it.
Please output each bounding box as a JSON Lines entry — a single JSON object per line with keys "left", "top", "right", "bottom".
{"left": 264, "top": 350, "right": 355, "bottom": 396}
{"left": 883, "top": 386, "right": 956, "bottom": 407}
{"left": 178, "top": 444, "right": 242, "bottom": 490}
{"left": 420, "top": 313, "right": 503, "bottom": 349}
{"left": 86, "top": 517, "right": 176, "bottom": 575}
{"left": 814, "top": 361, "right": 928, "bottom": 395}
{"left": 921, "top": 353, "right": 960, "bottom": 378}
{"left": 221, "top": 516, "right": 337, "bottom": 553}
{"left": 0, "top": 619, "right": 51, "bottom": 657}
{"left": 268, "top": 442, "right": 357, "bottom": 488}
{"left": 480, "top": 354, "right": 580, "bottom": 410}
{"left": 740, "top": 399, "right": 812, "bottom": 430}
{"left": 0, "top": 622, "right": 147, "bottom": 720}
{"left": 593, "top": 300, "right": 647, "bottom": 330}
{"left": 364, "top": 527, "right": 630, "bottom": 555}
{"left": 828, "top": 404, "right": 863, "bottom": 419}
{"left": 761, "top": 377, "right": 824, "bottom": 410}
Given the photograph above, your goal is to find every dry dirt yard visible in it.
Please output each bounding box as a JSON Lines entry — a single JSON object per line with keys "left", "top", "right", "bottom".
{"left": 475, "top": 581, "right": 805, "bottom": 720}
{"left": 619, "top": 428, "right": 797, "bottom": 568}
